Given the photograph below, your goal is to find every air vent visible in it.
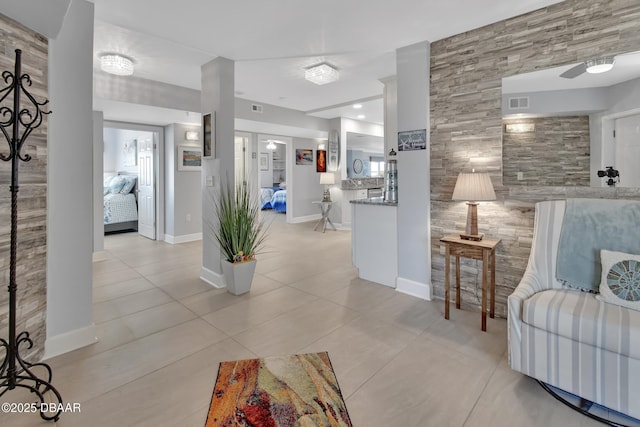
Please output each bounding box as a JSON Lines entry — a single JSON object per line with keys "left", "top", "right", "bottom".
{"left": 508, "top": 97, "right": 529, "bottom": 110}
{"left": 251, "top": 104, "right": 263, "bottom": 113}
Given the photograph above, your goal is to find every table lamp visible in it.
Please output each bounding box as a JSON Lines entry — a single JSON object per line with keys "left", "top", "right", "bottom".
{"left": 320, "top": 173, "right": 335, "bottom": 202}
{"left": 451, "top": 171, "right": 496, "bottom": 241}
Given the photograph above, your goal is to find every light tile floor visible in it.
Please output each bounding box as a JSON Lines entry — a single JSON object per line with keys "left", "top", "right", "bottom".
{"left": 1, "top": 212, "right": 630, "bottom": 426}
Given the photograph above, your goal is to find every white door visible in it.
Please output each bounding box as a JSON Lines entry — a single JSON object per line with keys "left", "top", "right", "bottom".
{"left": 138, "top": 137, "right": 155, "bottom": 239}
{"left": 614, "top": 114, "right": 640, "bottom": 188}
{"left": 234, "top": 135, "right": 248, "bottom": 186}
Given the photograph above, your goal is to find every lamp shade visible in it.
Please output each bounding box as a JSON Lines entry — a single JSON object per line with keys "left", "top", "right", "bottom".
{"left": 452, "top": 172, "right": 496, "bottom": 202}
{"left": 319, "top": 173, "right": 335, "bottom": 185}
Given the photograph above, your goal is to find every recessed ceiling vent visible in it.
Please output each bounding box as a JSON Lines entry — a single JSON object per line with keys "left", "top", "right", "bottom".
{"left": 251, "top": 104, "right": 263, "bottom": 113}
{"left": 508, "top": 97, "right": 529, "bottom": 110}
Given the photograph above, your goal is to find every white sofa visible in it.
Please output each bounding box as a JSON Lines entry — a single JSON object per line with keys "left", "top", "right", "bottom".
{"left": 508, "top": 199, "right": 640, "bottom": 420}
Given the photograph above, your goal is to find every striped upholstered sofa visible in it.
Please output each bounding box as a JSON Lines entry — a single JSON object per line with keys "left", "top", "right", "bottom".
{"left": 508, "top": 199, "right": 640, "bottom": 420}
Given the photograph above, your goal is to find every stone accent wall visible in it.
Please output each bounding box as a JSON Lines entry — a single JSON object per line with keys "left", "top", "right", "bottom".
{"left": 0, "top": 14, "right": 49, "bottom": 360}
{"left": 503, "top": 116, "right": 590, "bottom": 186}
{"left": 430, "top": 0, "right": 640, "bottom": 317}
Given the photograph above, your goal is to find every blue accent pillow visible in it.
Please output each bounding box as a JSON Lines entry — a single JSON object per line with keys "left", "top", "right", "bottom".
{"left": 119, "top": 176, "right": 137, "bottom": 194}
{"left": 107, "top": 176, "right": 126, "bottom": 194}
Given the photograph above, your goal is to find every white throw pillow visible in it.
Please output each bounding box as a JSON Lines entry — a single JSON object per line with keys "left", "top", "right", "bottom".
{"left": 598, "top": 249, "right": 640, "bottom": 312}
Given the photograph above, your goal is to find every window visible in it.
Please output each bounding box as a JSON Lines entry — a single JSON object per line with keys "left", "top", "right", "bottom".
{"left": 370, "top": 156, "right": 385, "bottom": 177}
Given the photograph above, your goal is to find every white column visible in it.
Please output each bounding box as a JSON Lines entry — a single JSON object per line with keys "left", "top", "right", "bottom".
{"left": 200, "top": 58, "right": 235, "bottom": 287}
{"left": 380, "top": 76, "right": 398, "bottom": 157}
{"left": 395, "top": 41, "right": 432, "bottom": 300}
{"left": 46, "top": 0, "right": 97, "bottom": 358}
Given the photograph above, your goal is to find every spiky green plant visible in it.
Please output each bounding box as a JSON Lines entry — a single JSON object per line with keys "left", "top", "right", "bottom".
{"left": 213, "top": 181, "right": 268, "bottom": 263}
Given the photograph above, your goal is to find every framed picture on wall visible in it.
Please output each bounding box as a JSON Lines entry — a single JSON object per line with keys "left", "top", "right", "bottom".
{"left": 123, "top": 138, "right": 138, "bottom": 167}
{"left": 203, "top": 112, "right": 214, "bottom": 158}
{"left": 178, "top": 145, "right": 202, "bottom": 171}
{"left": 296, "top": 149, "right": 313, "bottom": 165}
{"left": 259, "top": 153, "right": 269, "bottom": 171}
{"left": 316, "top": 149, "right": 327, "bottom": 172}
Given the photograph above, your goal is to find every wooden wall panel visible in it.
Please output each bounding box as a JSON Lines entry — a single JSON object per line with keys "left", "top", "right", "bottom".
{"left": 0, "top": 13, "right": 49, "bottom": 360}
{"left": 430, "top": 0, "right": 640, "bottom": 317}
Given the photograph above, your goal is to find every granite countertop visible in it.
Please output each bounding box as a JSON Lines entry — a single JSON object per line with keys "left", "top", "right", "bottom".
{"left": 341, "top": 178, "right": 385, "bottom": 190}
{"left": 350, "top": 197, "right": 398, "bottom": 206}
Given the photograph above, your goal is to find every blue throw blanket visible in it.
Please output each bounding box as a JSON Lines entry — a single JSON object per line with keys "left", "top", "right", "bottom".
{"left": 556, "top": 198, "right": 640, "bottom": 292}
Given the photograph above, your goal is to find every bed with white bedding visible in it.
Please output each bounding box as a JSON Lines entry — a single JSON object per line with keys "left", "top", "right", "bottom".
{"left": 104, "top": 173, "right": 138, "bottom": 233}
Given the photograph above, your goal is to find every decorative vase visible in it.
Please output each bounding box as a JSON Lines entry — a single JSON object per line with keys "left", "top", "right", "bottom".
{"left": 221, "top": 259, "right": 257, "bottom": 295}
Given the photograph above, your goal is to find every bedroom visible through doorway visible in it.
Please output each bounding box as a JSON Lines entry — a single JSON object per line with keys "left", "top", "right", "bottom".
{"left": 103, "top": 124, "right": 162, "bottom": 240}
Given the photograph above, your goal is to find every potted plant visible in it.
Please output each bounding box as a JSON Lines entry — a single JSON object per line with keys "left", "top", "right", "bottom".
{"left": 213, "top": 181, "right": 268, "bottom": 295}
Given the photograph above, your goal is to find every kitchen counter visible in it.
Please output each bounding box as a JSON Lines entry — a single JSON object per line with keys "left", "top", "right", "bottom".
{"left": 351, "top": 200, "right": 398, "bottom": 288}
{"left": 341, "top": 178, "right": 384, "bottom": 190}
{"left": 350, "top": 197, "right": 397, "bottom": 206}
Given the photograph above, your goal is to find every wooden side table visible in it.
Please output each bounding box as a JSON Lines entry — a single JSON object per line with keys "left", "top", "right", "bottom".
{"left": 440, "top": 235, "right": 500, "bottom": 331}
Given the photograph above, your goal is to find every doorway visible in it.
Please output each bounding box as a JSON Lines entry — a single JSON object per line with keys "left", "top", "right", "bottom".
{"left": 102, "top": 122, "right": 164, "bottom": 241}
{"left": 613, "top": 114, "right": 640, "bottom": 187}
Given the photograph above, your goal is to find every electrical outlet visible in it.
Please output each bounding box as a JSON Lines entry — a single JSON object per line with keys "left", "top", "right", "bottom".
{"left": 517, "top": 172, "right": 524, "bottom": 180}
{"left": 186, "top": 214, "right": 191, "bottom": 222}
{"left": 206, "top": 176, "right": 214, "bottom": 187}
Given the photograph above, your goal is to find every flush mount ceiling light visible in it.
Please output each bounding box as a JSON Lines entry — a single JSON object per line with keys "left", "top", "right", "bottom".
{"left": 99, "top": 53, "right": 134, "bottom": 76}
{"left": 304, "top": 63, "right": 339, "bottom": 85}
{"left": 586, "top": 57, "right": 615, "bottom": 74}
{"left": 353, "top": 104, "right": 363, "bottom": 109}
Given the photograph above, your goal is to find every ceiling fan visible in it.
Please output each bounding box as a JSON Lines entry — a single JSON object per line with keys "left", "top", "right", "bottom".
{"left": 560, "top": 56, "right": 615, "bottom": 79}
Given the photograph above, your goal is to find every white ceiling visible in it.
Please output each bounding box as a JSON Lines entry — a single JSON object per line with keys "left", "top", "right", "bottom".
{"left": 88, "top": 0, "right": 564, "bottom": 127}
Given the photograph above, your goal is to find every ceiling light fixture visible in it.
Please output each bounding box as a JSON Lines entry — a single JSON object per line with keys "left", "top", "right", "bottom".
{"left": 353, "top": 104, "right": 363, "bottom": 109}
{"left": 586, "top": 57, "right": 615, "bottom": 74}
{"left": 266, "top": 140, "right": 277, "bottom": 150}
{"left": 357, "top": 114, "right": 365, "bottom": 119}
{"left": 99, "top": 53, "right": 134, "bottom": 76}
{"left": 304, "top": 63, "right": 339, "bottom": 85}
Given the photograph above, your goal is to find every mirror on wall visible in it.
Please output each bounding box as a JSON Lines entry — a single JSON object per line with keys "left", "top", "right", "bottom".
{"left": 501, "top": 50, "right": 640, "bottom": 188}
{"left": 345, "top": 132, "right": 384, "bottom": 178}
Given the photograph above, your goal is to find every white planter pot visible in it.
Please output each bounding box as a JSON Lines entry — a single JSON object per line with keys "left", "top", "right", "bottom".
{"left": 221, "top": 259, "right": 257, "bottom": 295}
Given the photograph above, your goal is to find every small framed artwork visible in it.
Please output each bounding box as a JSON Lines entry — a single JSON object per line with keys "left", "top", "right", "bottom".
{"left": 178, "top": 145, "right": 202, "bottom": 171}
{"left": 296, "top": 149, "right": 313, "bottom": 165}
{"left": 259, "top": 153, "right": 269, "bottom": 171}
{"left": 398, "top": 129, "right": 427, "bottom": 151}
{"left": 316, "top": 149, "right": 327, "bottom": 172}
{"left": 203, "top": 112, "right": 214, "bottom": 158}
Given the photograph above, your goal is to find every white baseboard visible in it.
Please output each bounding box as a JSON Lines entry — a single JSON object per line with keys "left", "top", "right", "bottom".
{"left": 44, "top": 324, "right": 98, "bottom": 360}
{"left": 92, "top": 251, "right": 109, "bottom": 262}
{"left": 396, "top": 277, "right": 432, "bottom": 301}
{"left": 290, "top": 214, "right": 321, "bottom": 224}
{"left": 200, "top": 266, "right": 226, "bottom": 289}
{"left": 165, "top": 232, "right": 202, "bottom": 244}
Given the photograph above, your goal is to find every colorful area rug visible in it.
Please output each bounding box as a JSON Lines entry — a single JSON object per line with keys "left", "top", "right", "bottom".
{"left": 205, "top": 352, "right": 352, "bottom": 427}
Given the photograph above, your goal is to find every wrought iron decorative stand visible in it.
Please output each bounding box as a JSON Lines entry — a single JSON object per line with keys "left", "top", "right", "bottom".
{"left": 0, "top": 49, "right": 63, "bottom": 422}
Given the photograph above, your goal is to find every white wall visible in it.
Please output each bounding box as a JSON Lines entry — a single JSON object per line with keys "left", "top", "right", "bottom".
{"left": 291, "top": 137, "right": 325, "bottom": 219}
{"left": 46, "top": 0, "right": 96, "bottom": 357}
{"left": 395, "top": 41, "right": 431, "bottom": 300}
{"left": 164, "top": 123, "right": 203, "bottom": 242}
{"left": 103, "top": 128, "right": 152, "bottom": 174}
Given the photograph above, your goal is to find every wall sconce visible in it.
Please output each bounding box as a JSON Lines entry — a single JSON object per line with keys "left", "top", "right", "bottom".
{"left": 185, "top": 131, "right": 199, "bottom": 141}
{"left": 505, "top": 123, "right": 535, "bottom": 133}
